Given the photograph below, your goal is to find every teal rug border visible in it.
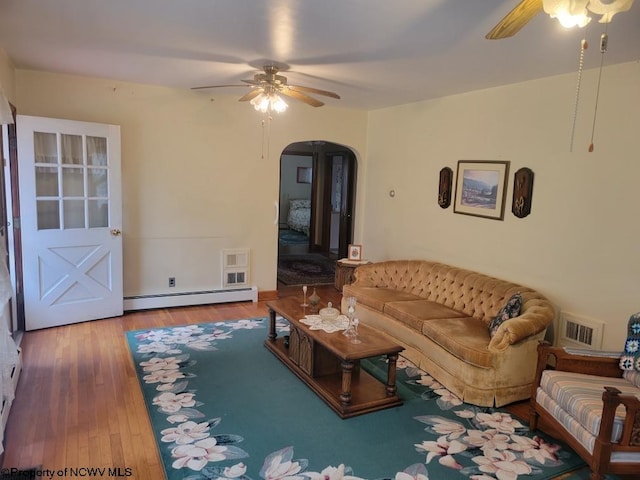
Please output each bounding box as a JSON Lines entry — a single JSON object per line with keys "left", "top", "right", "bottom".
{"left": 126, "top": 317, "right": 587, "bottom": 480}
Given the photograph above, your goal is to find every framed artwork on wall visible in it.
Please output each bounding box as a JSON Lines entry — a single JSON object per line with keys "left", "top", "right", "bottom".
{"left": 348, "top": 244, "right": 362, "bottom": 261}
{"left": 438, "top": 167, "right": 453, "bottom": 209}
{"left": 297, "top": 167, "right": 312, "bottom": 184}
{"left": 453, "top": 160, "right": 510, "bottom": 220}
{"left": 512, "top": 167, "right": 534, "bottom": 218}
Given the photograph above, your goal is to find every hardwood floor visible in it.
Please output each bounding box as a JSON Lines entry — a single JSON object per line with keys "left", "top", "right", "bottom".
{"left": 0, "top": 284, "right": 609, "bottom": 478}
{"left": 1, "top": 285, "right": 340, "bottom": 477}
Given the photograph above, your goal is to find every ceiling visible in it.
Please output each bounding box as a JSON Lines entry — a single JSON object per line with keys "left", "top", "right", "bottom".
{"left": 0, "top": 0, "right": 638, "bottom": 110}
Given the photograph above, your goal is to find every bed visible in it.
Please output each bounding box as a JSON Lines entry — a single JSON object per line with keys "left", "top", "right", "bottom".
{"left": 287, "top": 199, "right": 311, "bottom": 235}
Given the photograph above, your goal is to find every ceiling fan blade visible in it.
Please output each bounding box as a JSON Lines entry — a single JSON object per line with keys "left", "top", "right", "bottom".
{"left": 279, "top": 87, "right": 324, "bottom": 107}
{"left": 191, "top": 84, "right": 248, "bottom": 90}
{"left": 241, "top": 79, "right": 262, "bottom": 86}
{"left": 485, "top": 0, "right": 543, "bottom": 40}
{"left": 238, "top": 88, "right": 263, "bottom": 102}
{"left": 288, "top": 84, "right": 341, "bottom": 99}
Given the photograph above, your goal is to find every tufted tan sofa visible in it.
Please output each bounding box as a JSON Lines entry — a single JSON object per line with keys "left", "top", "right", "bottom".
{"left": 341, "top": 260, "right": 555, "bottom": 407}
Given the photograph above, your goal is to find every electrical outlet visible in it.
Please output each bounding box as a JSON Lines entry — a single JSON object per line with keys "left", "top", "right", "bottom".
{"left": 168, "top": 277, "right": 176, "bottom": 287}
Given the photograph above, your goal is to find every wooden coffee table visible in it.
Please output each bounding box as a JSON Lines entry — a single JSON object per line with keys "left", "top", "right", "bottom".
{"left": 265, "top": 296, "right": 404, "bottom": 418}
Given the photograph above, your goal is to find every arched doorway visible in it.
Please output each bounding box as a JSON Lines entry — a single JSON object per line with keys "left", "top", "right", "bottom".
{"left": 277, "top": 141, "right": 357, "bottom": 287}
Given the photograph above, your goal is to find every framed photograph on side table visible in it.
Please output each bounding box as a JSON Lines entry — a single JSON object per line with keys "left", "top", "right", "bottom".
{"left": 453, "top": 160, "right": 510, "bottom": 220}
{"left": 348, "top": 244, "right": 362, "bottom": 261}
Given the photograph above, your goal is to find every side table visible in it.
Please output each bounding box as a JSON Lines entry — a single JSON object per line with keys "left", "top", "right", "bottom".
{"left": 334, "top": 259, "right": 370, "bottom": 292}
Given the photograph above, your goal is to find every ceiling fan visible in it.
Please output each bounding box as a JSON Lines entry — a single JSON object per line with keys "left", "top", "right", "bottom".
{"left": 486, "top": 0, "right": 634, "bottom": 40}
{"left": 192, "top": 64, "right": 340, "bottom": 111}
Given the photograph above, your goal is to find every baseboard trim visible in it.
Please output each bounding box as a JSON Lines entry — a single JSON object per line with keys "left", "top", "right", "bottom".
{"left": 1, "top": 347, "right": 22, "bottom": 435}
{"left": 258, "top": 290, "right": 278, "bottom": 302}
{"left": 124, "top": 287, "right": 258, "bottom": 311}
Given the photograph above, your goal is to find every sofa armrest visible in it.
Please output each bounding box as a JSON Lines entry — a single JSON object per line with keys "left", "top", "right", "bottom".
{"left": 351, "top": 263, "right": 385, "bottom": 287}
{"left": 488, "top": 300, "right": 554, "bottom": 351}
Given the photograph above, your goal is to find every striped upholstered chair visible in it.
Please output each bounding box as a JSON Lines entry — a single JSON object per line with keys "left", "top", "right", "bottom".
{"left": 529, "top": 340, "right": 640, "bottom": 480}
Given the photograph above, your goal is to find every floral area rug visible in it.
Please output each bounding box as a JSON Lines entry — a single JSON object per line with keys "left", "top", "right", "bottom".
{"left": 126, "top": 317, "right": 586, "bottom": 480}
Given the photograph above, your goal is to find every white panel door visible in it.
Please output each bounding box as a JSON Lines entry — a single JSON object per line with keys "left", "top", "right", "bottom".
{"left": 17, "top": 115, "right": 123, "bottom": 330}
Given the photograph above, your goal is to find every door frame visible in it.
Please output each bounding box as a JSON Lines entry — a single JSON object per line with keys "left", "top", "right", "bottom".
{"left": 278, "top": 141, "right": 357, "bottom": 260}
{"left": 318, "top": 149, "right": 357, "bottom": 259}
{"left": 1, "top": 103, "right": 24, "bottom": 332}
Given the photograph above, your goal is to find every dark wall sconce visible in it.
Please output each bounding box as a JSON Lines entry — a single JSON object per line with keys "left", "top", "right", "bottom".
{"left": 438, "top": 167, "right": 453, "bottom": 209}
{"left": 512, "top": 167, "right": 534, "bottom": 218}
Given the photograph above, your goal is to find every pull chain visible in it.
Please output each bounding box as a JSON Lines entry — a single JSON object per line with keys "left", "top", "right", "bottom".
{"left": 588, "top": 26, "right": 608, "bottom": 152}
{"left": 261, "top": 112, "right": 273, "bottom": 160}
{"left": 261, "top": 118, "right": 266, "bottom": 159}
{"left": 569, "top": 36, "right": 588, "bottom": 152}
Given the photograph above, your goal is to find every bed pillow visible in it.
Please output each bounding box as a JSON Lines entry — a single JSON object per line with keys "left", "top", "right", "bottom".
{"left": 289, "top": 199, "right": 311, "bottom": 210}
{"left": 489, "top": 293, "right": 522, "bottom": 337}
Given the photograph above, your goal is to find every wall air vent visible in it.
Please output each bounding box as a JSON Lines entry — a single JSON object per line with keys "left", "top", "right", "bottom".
{"left": 558, "top": 311, "right": 604, "bottom": 350}
{"left": 222, "top": 249, "right": 250, "bottom": 288}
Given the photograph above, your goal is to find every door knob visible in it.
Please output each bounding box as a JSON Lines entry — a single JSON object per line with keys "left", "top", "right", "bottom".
{"left": 110, "top": 228, "right": 122, "bottom": 236}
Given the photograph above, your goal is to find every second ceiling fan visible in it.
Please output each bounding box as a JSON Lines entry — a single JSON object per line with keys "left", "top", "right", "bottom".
{"left": 486, "top": 0, "right": 634, "bottom": 40}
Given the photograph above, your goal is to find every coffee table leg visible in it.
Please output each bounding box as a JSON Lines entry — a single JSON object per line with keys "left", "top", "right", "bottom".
{"left": 386, "top": 353, "right": 398, "bottom": 396}
{"left": 267, "top": 308, "right": 277, "bottom": 342}
{"left": 340, "top": 360, "right": 354, "bottom": 406}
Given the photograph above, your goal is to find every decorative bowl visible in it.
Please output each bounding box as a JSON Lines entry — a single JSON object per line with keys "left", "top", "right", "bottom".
{"left": 319, "top": 302, "right": 340, "bottom": 323}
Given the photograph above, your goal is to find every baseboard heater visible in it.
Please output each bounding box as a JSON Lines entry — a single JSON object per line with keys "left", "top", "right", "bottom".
{"left": 124, "top": 286, "right": 258, "bottom": 311}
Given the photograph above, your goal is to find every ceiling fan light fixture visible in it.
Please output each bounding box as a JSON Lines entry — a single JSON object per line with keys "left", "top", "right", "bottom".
{"left": 542, "top": 0, "right": 634, "bottom": 28}
{"left": 543, "top": 0, "right": 592, "bottom": 27}
{"left": 250, "top": 91, "right": 288, "bottom": 114}
{"left": 270, "top": 94, "right": 288, "bottom": 113}
{"left": 556, "top": 10, "right": 592, "bottom": 27}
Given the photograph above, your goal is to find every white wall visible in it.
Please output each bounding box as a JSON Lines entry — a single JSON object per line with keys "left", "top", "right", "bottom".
{"left": 279, "top": 154, "right": 312, "bottom": 226}
{"left": 364, "top": 61, "right": 640, "bottom": 350}
{"left": 0, "top": 47, "right": 14, "bottom": 102}
{"left": 9, "top": 60, "right": 640, "bottom": 350}
{"left": 14, "top": 69, "right": 368, "bottom": 296}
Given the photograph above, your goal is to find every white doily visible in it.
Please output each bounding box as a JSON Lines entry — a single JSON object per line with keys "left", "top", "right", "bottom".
{"left": 299, "top": 314, "right": 349, "bottom": 333}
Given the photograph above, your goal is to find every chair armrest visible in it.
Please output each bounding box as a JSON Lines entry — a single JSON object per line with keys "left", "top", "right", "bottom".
{"left": 594, "top": 386, "right": 640, "bottom": 464}
{"left": 561, "top": 347, "right": 622, "bottom": 358}
{"left": 533, "top": 342, "right": 623, "bottom": 391}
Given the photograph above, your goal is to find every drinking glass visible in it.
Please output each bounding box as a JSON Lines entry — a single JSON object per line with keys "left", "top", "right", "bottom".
{"left": 350, "top": 318, "right": 362, "bottom": 344}
{"left": 301, "top": 285, "right": 308, "bottom": 307}
{"left": 343, "top": 296, "right": 357, "bottom": 337}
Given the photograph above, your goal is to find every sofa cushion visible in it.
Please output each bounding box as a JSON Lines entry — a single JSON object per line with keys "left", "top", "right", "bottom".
{"left": 535, "top": 389, "right": 604, "bottom": 455}
{"left": 421, "top": 316, "right": 494, "bottom": 368}
{"left": 384, "top": 300, "right": 467, "bottom": 331}
{"left": 488, "top": 293, "right": 522, "bottom": 337}
{"left": 343, "top": 285, "right": 422, "bottom": 312}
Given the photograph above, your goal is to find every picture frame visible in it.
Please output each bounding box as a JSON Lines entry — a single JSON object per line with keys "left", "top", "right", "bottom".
{"left": 453, "top": 160, "right": 510, "bottom": 220}
{"left": 512, "top": 167, "right": 534, "bottom": 218}
{"left": 348, "top": 244, "right": 362, "bottom": 261}
{"left": 296, "top": 166, "right": 312, "bottom": 184}
{"left": 437, "top": 166, "right": 453, "bottom": 209}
